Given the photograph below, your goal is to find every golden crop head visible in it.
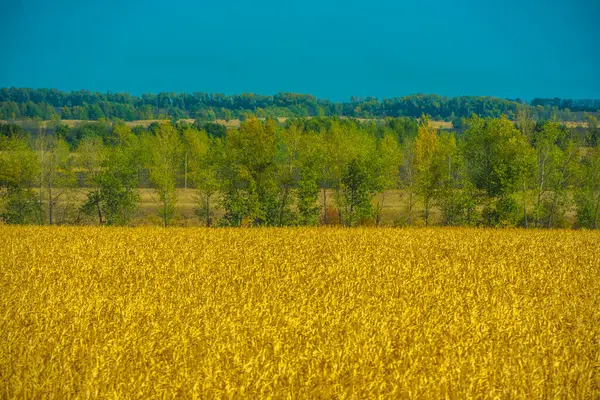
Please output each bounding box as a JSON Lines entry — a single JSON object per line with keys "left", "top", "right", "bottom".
{"left": 0, "top": 226, "right": 599, "bottom": 399}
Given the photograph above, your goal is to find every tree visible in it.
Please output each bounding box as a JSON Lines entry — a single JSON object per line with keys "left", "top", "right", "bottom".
{"left": 0, "top": 136, "right": 43, "bottom": 224}
{"left": 219, "top": 118, "right": 279, "bottom": 226}
{"left": 324, "top": 122, "right": 352, "bottom": 225}
{"left": 147, "top": 123, "right": 183, "bottom": 227}
{"left": 81, "top": 140, "right": 139, "bottom": 226}
{"left": 325, "top": 121, "right": 376, "bottom": 225}
{"left": 532, "top": 122, "right": 562, "bottom": 227}
{"left": 341, "top": 158, "right": 377, "bottom": 226}
{"left": 399, "top": 138, "right": 418, "bottom": 225}
{"left": 183, "top": 127, "right": 220, "bottom": 226}
{"left": 414, "top": 116, "right": 442, "bottom": 226}
{"left": 39, "top": 136, "right": 75, "bottom": 224}
{"left": 436, "top": 132, "right": 478, "bottom": 226}
{"left": 584, "top": 113, "right": 599, "bottom": 146}
{"left": 275, "top": 122, "right": 302, "bottom": 226}
{"left": 314, "top": 130, "right": 334, "bottom": 225}
{"left": 462, "top": 115, "right": 531, "bottom": 226}
{"left": 296, "top": 131, "right": 323, "bottom": 226}
{"left": 77, "top": 136, "right": 106, "bottom": 224}
{"left": 516, "top": 106, "right": 536, "bottom": 227}
{"left": 575, "top": 144, "right": 600, "bottom": 228}
{"left": 530, "top": 122, "right": 577, "bottom": 228}
{"left": 539, "top": 139, "right": 578, "bottom": 228}
{"left": 373, "top": 133, "right": 401, "bottom": 226}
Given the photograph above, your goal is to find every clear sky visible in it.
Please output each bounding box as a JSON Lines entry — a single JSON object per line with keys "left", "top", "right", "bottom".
{"left": 1, "top": 0, "right": 599, "bottom": 101}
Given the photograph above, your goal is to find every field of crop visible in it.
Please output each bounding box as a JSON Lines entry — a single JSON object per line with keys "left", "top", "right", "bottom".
{"left": 1, "top": 226, "right": 599, "bottom": 398}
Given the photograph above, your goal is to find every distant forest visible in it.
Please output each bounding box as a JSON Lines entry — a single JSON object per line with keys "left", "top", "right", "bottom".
{"left": 1, "top": 87, "right": 599, "bottom": 123}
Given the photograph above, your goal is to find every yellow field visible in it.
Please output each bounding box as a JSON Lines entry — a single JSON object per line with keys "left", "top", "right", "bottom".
{"left": 1, "top": 227, "right": 599, "bottom": 398}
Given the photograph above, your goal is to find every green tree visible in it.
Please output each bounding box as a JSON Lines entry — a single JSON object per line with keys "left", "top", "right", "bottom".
{"left": 219, "top": 118, "right": 279, "bottom": 226}
{"left": 77, "top": 136, "right": 106, "bottom": 224}
{"left": 275, "top": 123, "right": 302, "bottom": 225}
{"left": 147, "top": 123, "right": 183, "bottom": 227}
{"left": 39, "top": 136, "right": 75, "bottom": 224}
{"left": 183, "top": 127, "right": 220, "bottom": 226}
{"left": 373, "top": 133, "right": 401, "bottom": 226}
{"left": 516, "top": 106, "right": 536, "bottom": 227}
{"left": 414, "top": 116, "right": 443, "bottom": 226}
{"left": 296, "top": 131, "right": 323, "bottom": 226}
{"left": 575, "top": 144, "right": 600, "bottom": 228}
{"left": 436, "top": 132, "right": 478, "bottom": 226}
{"left": 539, "top": 140, "right": 578, "bottom": 228}
{"left": 462, "top": 115, "right": 531, "bottom": 226}
{"left": 532, "top": 122, "right": 562, "bottom": 227}
{"left": 325, "top": 121, "right": 376, "bottom": 225}
{"left": 0, "top": 136, "right": 43, "bottom": 224}
{"left": 325, "top": 122, "right": 352, "bottom": 224}
{"left": 531, "top": 122, "right": 576, "bottom": 228}
{"left": 81, "top": 138, "right": 139, "bottom": 226}
{"left": 341, "top": 158, "right": 378, "bottom": 226}
{"left": 399, "top": 138, "right": 418, "bottom": 225}
{"left": 584, "top": 113, "right": 599, "bottom": 146}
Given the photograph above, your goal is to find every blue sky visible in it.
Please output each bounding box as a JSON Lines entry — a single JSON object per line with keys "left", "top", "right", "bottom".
{"left": 1, "top": 0, "right": 599, "bottom": 100}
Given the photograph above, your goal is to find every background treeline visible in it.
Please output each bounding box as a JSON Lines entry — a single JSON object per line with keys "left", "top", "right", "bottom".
{"left": 1, "top": 112, "right": 599, "bottom": 229}
{"left": 1, "top": 87, "right": 599, "bottom": 123}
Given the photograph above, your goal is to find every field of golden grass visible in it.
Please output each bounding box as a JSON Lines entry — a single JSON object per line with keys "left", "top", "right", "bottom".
{"left": 1, "top": 226, "right": 599, "bottom": 398}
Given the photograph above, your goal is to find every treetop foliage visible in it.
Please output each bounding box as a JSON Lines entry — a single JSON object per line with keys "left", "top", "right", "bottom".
{"left": 1, "top": 111, "right": 599, "bottom": 229}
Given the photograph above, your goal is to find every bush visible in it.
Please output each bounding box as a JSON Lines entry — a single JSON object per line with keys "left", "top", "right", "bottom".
{"left": 482, "top": 196, "right": 519, "bottom": 227}
{"left": 1, "top": 188, "right": 44, "bottom": 224}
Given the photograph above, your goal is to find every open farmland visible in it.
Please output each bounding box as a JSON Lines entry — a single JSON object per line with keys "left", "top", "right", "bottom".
{"left": 1, "top": 226, "right": 599, "bottom": 398}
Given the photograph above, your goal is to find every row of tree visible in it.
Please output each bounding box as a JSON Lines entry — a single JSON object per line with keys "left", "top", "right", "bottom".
{"left": 2, "top": 87, "right": 599, "bottom": 122}
{"left": 1, "top": 114, "right": 599, "bottom": 228}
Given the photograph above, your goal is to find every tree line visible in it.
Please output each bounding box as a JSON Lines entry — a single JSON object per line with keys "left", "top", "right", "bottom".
{"left": 1, "top": 113, "right": 599, "bottom": 229}
{"left": 1, "top": 87, "right": 599, "bottom": 123}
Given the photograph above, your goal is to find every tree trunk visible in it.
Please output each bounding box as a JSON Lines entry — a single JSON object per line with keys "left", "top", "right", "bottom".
{"left": 348, "top": 193, "right": 354, "bottom": 228}
{"left": 546, "top": 152, "right": 574, "bottom": 229}
{"left": 322, "top": 188, "right": 327, "bottom": 225}
{"left": 96, "top": 195, "right": 103, "bottom": 225}
{"left": 546, "top": 193, "right": 558, "bottom": 228}
{"left": 39, "top": 144, "right": 44, "bottom": 207}
{"left": 48, "top": 185, "right": 53, "bottom": 225}
{"left": 39, "top": 179, "right": 44, "bottom": 210}
{"left": 376, "top": 192, "right": 385, "bottom": 227}
{"left": 184, "top": 152, "right": 188, "bottom": 189}
{"left": 522, "top": 181, "right": 528, "bottom": 228}
{"left": 536, "top": 147, "right": 548, "bottom": 228}
{"left": 593, "top": 194, "right": 600, "bottom": 229}
{"left": 206, "top": 194, "right": 211, "bottom": 227}
{"left": 408, "top": 187, "right": 414, "bottom": 226}
{"left": 486, "top": 196, "right": 493, "bottom": 226}
{"left": 163, "top": 195, "right": 168, "bottom": 227}
{"left": 424, "top": 197, "right": 429, "bottom": 227}
{"left": 279, "top": 186, "right": 289, "bottom": 226}
{"left": 337, "top": 189, "right": 344, "bottom": 226}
